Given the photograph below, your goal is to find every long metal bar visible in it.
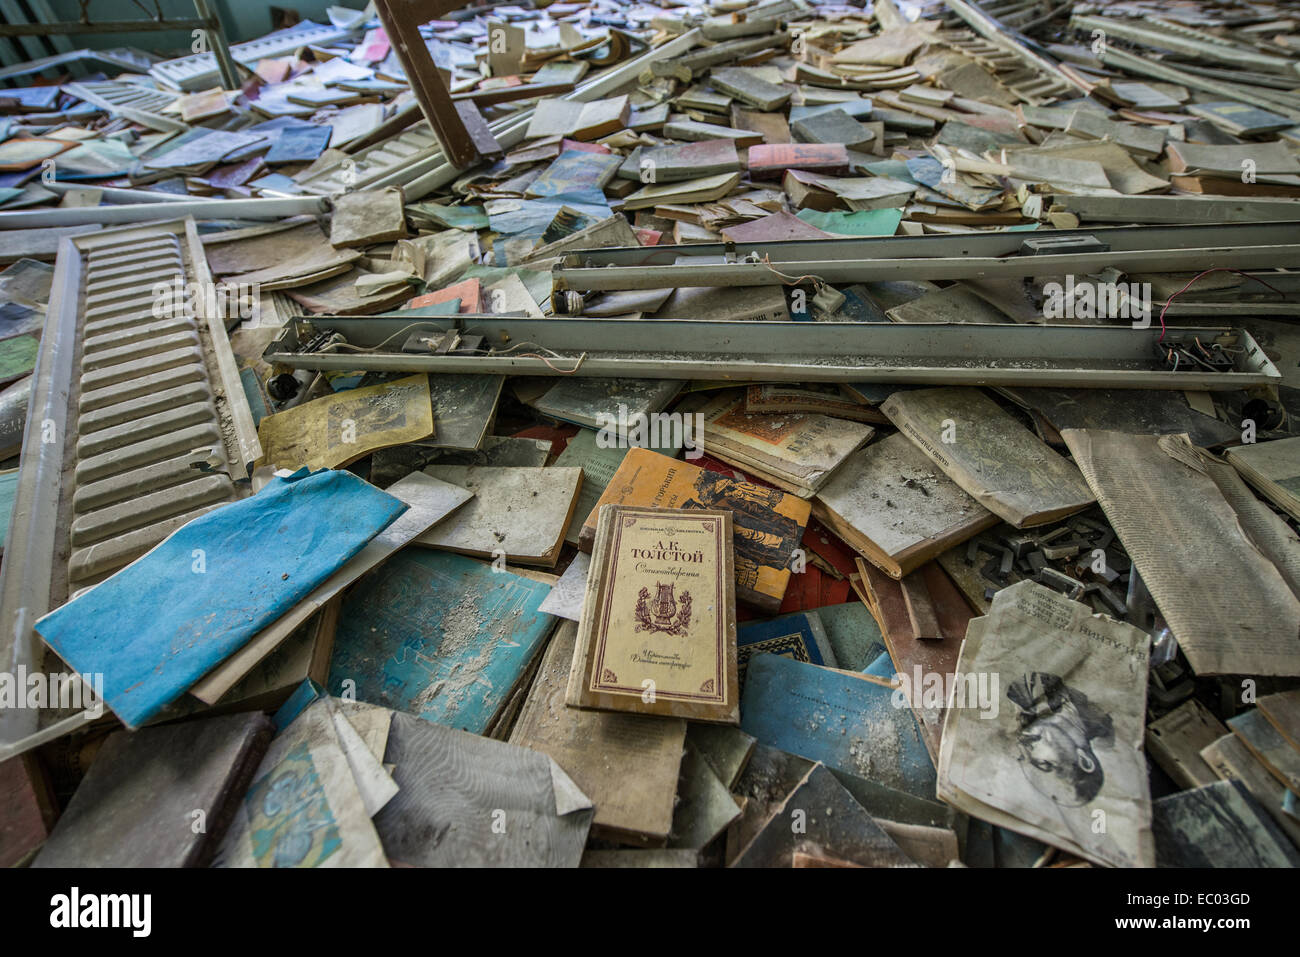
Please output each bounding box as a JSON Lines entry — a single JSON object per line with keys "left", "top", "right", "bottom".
{"left": 0, "top": 195, "right": 328, "bottom": 228}
{"left": 0, "top": 235, "right": 79, "bottom": 751}
{"left": 0, "top": 18, "right": 210, "bottom": 35}
{"left": 1094, "top": 45, "right": 1300, "bottom": 120}
{"left": 42, "top": 181, "right": 192, "bottom": 205}
{"left": 262, "top": 316, "right": 1279, "bottom": 391}
{"left": 374, "top": 0, "right": 482, "bottom": 169}
{"left": 551, "top": 222, "right": 1300, "bottom": 291}
{"left": 1070, "top": 13, "right": 1300, "bottom": 77}
{"left": 557, "top": 222, "right": 1300, "bottom": 267}
{"left": 194, "top": 0, "right": 240, "bottom": 91}
{"left": 1047, "top": 195, "right": 1300, "bottom": 224}
{"left": 557, "top": 246, "right": 1300, "bottom": 291}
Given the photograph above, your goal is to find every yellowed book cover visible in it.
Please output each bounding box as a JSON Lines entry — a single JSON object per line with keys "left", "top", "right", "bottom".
{"left": 689, "top": 390, "right": 874, "bottom": 495}
{"left": 257, "top": 373, "right": 433, "bottom": 471}
{"left": 567, "top": 504, "right": 739, "bottom": 724}
{"left": 576, "top": 447, "right": 809, "bottom": 614}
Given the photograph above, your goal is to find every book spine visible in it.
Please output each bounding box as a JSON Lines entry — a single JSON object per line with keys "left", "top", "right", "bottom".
{"left": 565, "top": 504, "right": 613, "bottom": 708}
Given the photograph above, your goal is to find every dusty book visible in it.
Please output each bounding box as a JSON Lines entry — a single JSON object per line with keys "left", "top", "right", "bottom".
{"left": 813, "top": 432, "right": 999, "bottom": 578}
{"left": 525, "top": 95, "right": 630, "bottom": 141}
{"left": 511, "top": 619, "right": 686, "bottom": 845}
{"left": 1153, "top": 780, "right": 1300, "bottom": 868}
{"left": 576, "top": 447, "right": 810, "bottom": 613}
{"left": 744, "top": 383, "right": 885, "bottom": 423}
{"left": 376, "top": 712, "right": 593, "bottom": 867}
{"left": 1224, "top": 436, "right": 1300, "bottom": 523}
{"left": 526, "top": 376, "right": 682, "bottom": 434}
{"left": 881, "top": 387, "right": 1094, "bottom": 527}
{"left": 687, "top": 390, "right": 874, "bottom": 497}
{"left": 740, "top": 650, "right": 936, "bottom": 798}
{"left": 214, "top": 698, "right": 389, "bottom": 868}
{"left": 329, "top": 550, "right": 557, "bottom": 733}
{"left": 736, "top": 610, "right": 837, "bottom": 687}
{"left": 415, "top": 464, "right": 582, "bottom": 567}
{"left": 636, "top": 139, "right": 741, "bottom": 183}
{"left": 257, "top": 374, "right": 434, "bottom": 470}
{"left": 554, "top": 427, "right": 680, "bottom": 546}
{"left": 937, "top": 580, "right": 1155, "bottom": 868}
{"left": 1063, "top": 429, "right": 1300, "bottom": 677}
{"left": 747, "top": 143, "right": 850, "bottom": 179}
{"left": 566, "top": 504, "right": 739, "bottom": 724}
{"left": 32, "top": 712, "right": 272, "bottom": 868}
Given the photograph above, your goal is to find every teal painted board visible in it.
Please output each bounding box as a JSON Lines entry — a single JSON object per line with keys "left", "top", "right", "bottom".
{"left": 863, "top": 650, "right": 894, "bottom": 678}
{"left": 35, "top": 468, "right": 406, "bottom": 729}
{"left": 0, "top": 467, "right": 17, "bottom": 551}
{"left": 740, "top": 652, "right": 936, "bottom": 798}
{"left": 816, "top": 601, "right": 886, "bottom": 671}
{"left": 329, "top": 550, "right": 555, "bottom": 734}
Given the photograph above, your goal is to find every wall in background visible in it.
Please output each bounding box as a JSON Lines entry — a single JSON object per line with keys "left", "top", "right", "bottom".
{"left": 38, "top": 0, "right": 363, "bottom": 57}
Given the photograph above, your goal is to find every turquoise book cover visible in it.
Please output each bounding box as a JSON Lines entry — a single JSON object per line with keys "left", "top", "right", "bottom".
{"left": 740, "top": 652, "right": 936, "bottom": 798}
{"left": 329, "top": 550, "right": 554, "bottom": 734}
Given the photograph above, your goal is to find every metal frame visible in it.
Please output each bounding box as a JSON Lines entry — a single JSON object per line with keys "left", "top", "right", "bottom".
{"left": 0, "top": 0, "right": 239, "bottom": 89}
{"left": 262, "top": 315, "right": 1280, "bottom": 391}
{"left": 0, "top": 218, "right": 260, "bottom": 760}
{"left": 374, "top": 0, "right": 488, "bottom": 170}
{"left": 0, "top": 195, "right": 327, "bottom": 228}
{"left": 551, "top": 222, "right": 1300, "bottom": 292}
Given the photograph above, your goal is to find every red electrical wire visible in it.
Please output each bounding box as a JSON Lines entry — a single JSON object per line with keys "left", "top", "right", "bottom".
{"left": 1157, "top": 267, "right": 1287, "bottom": 341}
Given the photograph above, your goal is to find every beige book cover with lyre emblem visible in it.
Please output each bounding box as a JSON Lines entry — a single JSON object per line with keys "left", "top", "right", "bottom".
{"left": 566, "top": 505, "right": 739, "bottom": 724}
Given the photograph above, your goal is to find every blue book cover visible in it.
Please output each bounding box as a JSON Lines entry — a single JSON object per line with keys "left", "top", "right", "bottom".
{"left": 36, "top": 468, "right": 406, "bottom": 729}
{"left": 811, "top": 601, "right": 885, "bottom": 671}
{"left": 740, "top": 652, "right": 936, "bottom": 798}
{"left": 737, "top": 611, "right": 836, "bottom": 687}
{"left": 329, "top": 550, "right": 555, "bottom": 734}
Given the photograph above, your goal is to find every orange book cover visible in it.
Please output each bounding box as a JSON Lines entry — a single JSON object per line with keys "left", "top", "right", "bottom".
{"left": 577, "top": 447, "right": 810, "bottom": 614}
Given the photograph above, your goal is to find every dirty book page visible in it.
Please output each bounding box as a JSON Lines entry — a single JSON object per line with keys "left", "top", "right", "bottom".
{"left": 1063, "top": 429, "right": 1300, "bottom": 677}
{"left": 939, "top": 580, "right": 1153, "bottom": 868}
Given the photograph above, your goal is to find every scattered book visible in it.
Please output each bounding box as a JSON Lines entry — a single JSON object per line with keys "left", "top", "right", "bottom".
{"left": 416, "top": 465, "right": 582, "bottom": 567}
{"left": 688, "top": 390, "right": 874, "bottom": 497}
{"left": 511, "top": 619, "right": 687, "bottom": 844}
{"left": 526, "top": 376, "right": 682, "bottom": 434}
{"left": 737, "top": 610, "right": 837, "bottom": 686}
{"left": 576, "top": 447, "right": 811, "bottom": 613}
{"left": 566, "top": 504, "right": 740, "bottom": 724}
{"left": 33, "top": 712, "right": 272, "bottom": 868}
{"left": 553, "top": 426, "right": 680, "bottom": 547}
{"left": 744, "top": 383, "right": 885, "bottom": 423}
{"left": 740, "top": 652, "right": 936, "bottom": 797}
{"left": 329, "top": 550, "right": 557, "bottom": 733}
{"left": 1224, "top": 436, "right": 1300, "bottom": 522}
{"left": 937, "top": 580, "right": 1154, "bottom": 868}
{"left": 882, "top": 387, "right": 1094, "bottom": 527}
{"left": 747, "top": 143, "right": 850, "bottom": 179}
{"left": 814, "top": 431, "right": 999, "bottom": 578}
{"left": 215, "top": 698, "right": 389, "bottom": 868}
{"left": 376, "top": 711, "right": 593, "bottom": 867}
{"left": 1153, "top": 779, "right": 1300, "bottom": 867}
{"left": 526, "top": 95, "right": 630, "bottom": 141}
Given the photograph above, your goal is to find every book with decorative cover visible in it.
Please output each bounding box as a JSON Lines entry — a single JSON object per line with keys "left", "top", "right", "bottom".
{"left": 576, "top": 447, "right": 809, "bottom": 613}
{"left": 685, "top": 390, "right": 874, "bottom": 497}
{"left": 736, "top": 610, "right": 837, "bottom": 688}
{"left": 566, "top": 505, "right": 739, "bottom": 724}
